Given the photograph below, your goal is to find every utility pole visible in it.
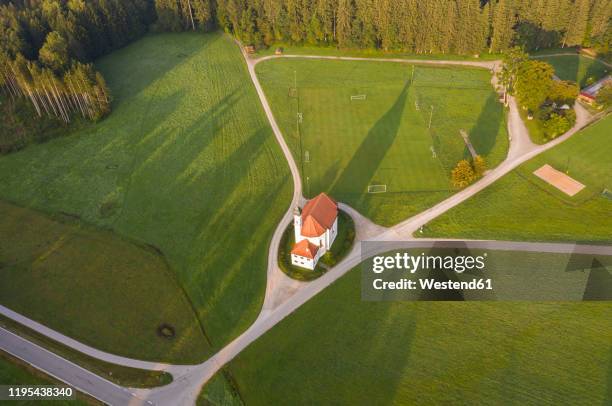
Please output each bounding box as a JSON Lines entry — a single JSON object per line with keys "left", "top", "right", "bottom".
{"left": 428, "top": 105, "right": 434, "bottom": 129}
{"left": 295, "top": 70, "right": 305, "bottom": 178}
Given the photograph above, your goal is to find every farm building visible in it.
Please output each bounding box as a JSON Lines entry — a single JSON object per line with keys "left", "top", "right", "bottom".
{"left": 578, "top": 75, "right": 611, "bottom": 104}
{"left": 291, "top": 193, "right": 338, "bottom": 270}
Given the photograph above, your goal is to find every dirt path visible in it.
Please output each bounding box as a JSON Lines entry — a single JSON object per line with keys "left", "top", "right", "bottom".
{"left": 0, "top": 49, "right": 608, "bottom": 406}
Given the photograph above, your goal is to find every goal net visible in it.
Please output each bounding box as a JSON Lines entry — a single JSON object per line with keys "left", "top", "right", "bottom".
{"left": 351, "top": 94, "right": 367, "bottom": 101}
{"left": 367, "top": 184, "right": 387, "bottom": 193}
{"left": 602, "top": 188, "right": 612, "bottom": 200}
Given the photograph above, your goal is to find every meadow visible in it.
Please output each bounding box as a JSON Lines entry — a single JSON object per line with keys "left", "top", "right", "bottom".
{"left": 422, "top": 115, "right": 612, "bottom": 242}
{"left": 0, "top": 201, "right": 206, "bottom": 364}
{"left": 203, "top": 252, "right": 612, "bottom": 405}
{"left": 538, "top": 55, "right": 609, "bottom": 87}
{"left": 0, "top": 33, "right": 291, "bottom": 361}
{"left": 256, "top": 58, "right": 508, "bottom": 225}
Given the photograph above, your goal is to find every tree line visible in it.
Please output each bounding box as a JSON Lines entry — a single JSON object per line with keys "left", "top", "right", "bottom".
{"left": 1, "top": 0, "right": 610, "bottom": 128}
{"left": 210, "top": 0, "right": 610, "bottom": 54}
{"left": 0, "top": 0, "right": 155, "bottom": 123}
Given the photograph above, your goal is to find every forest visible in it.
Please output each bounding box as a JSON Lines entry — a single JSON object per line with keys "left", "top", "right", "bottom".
{"left": 0, "top": 0, "right": 610, "bottom": 152}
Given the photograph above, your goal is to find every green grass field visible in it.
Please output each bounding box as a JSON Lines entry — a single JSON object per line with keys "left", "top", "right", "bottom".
{"left": 0, "top": 201, "right": 205, "bottom": 364}
{"left": 422, "top": 115, "right": 612, "bottom": 242}
{"left": 538, "top": 55, "right": 610, "bottom": 87}
{"left": 0, "top": 32, "right": 291, "bottom": 361}
{"left": 0, "top": 352, "right": 91, "bottom": 405}
{"left": 203, "top": 252, "right": 612, "bottom": 405}
{"left": 256, "top": 58, "right": 508, "bottom": 225}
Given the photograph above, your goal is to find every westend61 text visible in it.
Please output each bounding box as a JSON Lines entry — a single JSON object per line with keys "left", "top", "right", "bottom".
{"left": 373, "top": 278, "right": 493, "bottom": 291}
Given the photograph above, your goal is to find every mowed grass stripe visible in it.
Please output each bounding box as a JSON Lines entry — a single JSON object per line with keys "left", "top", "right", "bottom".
{"left": 0, "top": 33, "right": 292, "bottom": 361}
{"left": 256, "top": 58, "right": 507, "bottom": 225}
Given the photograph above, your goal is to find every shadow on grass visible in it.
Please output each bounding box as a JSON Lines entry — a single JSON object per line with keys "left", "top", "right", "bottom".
{"left": 583, "top": 58, "right": 609, "bottom": 88}
{"left": 331, "top": 80, "right": 411, "bottom": 195}
{"left": 469, "top": 93, "right": 503, "bottom": 159}
{"left": 582, "top": 259, "right": 612, "bottom": 301}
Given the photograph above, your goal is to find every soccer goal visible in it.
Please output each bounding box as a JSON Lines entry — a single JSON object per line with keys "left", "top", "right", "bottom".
{"left": 602, "top": 188, "right": 612, "bottom": 200}
{"left": 367, "top": 184, "right": 387, "bottom": 193}
{"left": 304, "top": 150, "right": 310, "bottom": 163}
{"left": 430, "top": 145, "right": 437, "bottom": 159}
{"left": 351, "top": 94, "right": 367, "bottom": 101}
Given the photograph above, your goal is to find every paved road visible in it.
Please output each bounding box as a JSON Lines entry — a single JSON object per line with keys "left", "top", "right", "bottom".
{"left": 0, "top": 49, "right": 609, "bottom": 406}
{"left": 0, "top": 328, "right": 148, "bottom": 405}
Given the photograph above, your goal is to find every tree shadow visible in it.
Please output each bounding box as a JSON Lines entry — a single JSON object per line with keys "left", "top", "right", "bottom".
{"left": 582, "top": 259, "right": 612, "bottom": 301}
{"left": 513, "top": 22, "right": 563, "bottom": 52}
{"left": 582, "top": 59, "right": 609, "bottom": 88}
{"left": 330, "top": 80, "right": 411, "bottom": 195}
{"left": 469, "top": 92, "right": 503, "bottom": 158}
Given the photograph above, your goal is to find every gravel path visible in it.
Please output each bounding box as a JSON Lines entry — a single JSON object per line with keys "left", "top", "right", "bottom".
{"left": 0, "top": 49, "right": 609, "bottom": 406}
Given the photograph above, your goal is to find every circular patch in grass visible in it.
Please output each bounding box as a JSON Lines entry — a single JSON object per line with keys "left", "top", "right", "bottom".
{"left": 157, "top": 324, "right": 176, "bottom": 339}
{"left": 99, "top": 199, "right": 120, "bottom": 218}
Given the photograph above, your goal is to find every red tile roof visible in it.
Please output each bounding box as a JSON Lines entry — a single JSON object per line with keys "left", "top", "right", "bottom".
{"left": 291, "top": 239, "right": 319, "bottom": 259}
{"left": 300, "top": 193, "right": 338, "bottom": 237}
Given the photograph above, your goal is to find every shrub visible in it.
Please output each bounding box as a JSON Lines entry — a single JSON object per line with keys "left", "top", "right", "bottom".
{"left": 322, "top": 252, "right": 336, "bottom": 266}
{"left": 596, "top": 83, "right": 612, "bottom": 107}
{"left": 451, "top": 160, "right": 475, "bottom": 188}
{"left": 542, "top": 113, "right": 572, "bottom": 139}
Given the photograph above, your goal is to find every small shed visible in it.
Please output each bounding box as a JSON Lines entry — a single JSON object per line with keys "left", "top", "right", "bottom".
{"left": 275, "top": 47, "right": 283, "bottom": 55}
{"left": 244, "top": 45, "right": 255, "bottom": 54}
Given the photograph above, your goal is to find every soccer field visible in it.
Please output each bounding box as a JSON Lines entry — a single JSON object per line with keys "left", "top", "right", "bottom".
{"left": 256, "top": 59, "right": 508, "bottom": 225}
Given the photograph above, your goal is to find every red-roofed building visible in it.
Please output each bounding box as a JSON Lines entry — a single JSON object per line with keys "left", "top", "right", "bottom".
{"left": 291, "top": 193, "right": 339, "bottom": 270}
{"left": 578, "top": 75, "right": 611, "bottom": 105}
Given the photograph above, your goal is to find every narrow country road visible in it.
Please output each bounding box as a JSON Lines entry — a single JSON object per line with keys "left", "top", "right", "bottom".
{"left": 0, "top": 328, "right": 147, "bottom": 405}
{"left": 1, "top": 48, "right": 610, "bottom": 406}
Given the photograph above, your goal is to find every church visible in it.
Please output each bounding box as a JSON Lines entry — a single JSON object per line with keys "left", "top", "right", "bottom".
{"left": 290, "top": 193, "right": 338, "bottom": 270}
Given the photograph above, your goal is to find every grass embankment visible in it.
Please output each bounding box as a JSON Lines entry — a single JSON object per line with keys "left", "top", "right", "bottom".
{"left": 257, "top": 58, "right": 507, "bottom": 225}
{"left": 537, "top": 55, "right": 609, "bottom": 87}
{"left": 0, "top": 351, "right": 94, "bottom": 405}
{"left": 0, "top": 32, "right": 292, "bottom": 361}
{"left": 278, "top": 210, "right": 355, "bottom": 281}
{"left": 0, "top": 315, "right": 171, "bottom": 388}
{"left": 422, "top": 116, "right": 612, "bottom": 242}
{"left": 202, "top": 253, "right": 612, "bottom": 405}
{"left": 0, "top": 200, "right": 204, "bottom": 366}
